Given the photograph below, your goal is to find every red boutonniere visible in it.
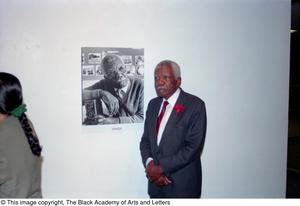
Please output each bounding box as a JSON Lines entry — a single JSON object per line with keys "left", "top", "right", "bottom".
{"left": 174, "top": 104, "right": 184, "bottom": 113}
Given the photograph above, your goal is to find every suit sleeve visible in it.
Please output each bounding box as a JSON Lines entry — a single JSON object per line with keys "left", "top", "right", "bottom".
{"left": 139, "top": 102, "right": 153, "bottom": 167}
{"left": 159, "top": 102, "right": 207, "bottom": 174}
{"left": 119, "top": 83, "right": 144, "bottom": 123}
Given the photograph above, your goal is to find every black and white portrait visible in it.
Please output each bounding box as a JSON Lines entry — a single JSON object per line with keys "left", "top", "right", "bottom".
{"left": 81, "top": 47, "right": 144, "bottom": 126}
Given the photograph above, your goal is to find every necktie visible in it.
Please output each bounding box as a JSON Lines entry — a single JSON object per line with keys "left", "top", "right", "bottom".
{"left": 156, "top": 101, "right": 169, "bottom": 135}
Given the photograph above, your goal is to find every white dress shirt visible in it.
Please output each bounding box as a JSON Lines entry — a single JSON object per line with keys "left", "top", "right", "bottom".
{"left": 115, "top": 80, "right": 130, "bottom": 99}
{"left": 156, "top": 88, "right": 181, "bottom": 145}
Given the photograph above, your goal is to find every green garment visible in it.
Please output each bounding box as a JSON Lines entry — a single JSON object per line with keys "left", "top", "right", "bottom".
{"left": 0, "top": 116, "right": 42, "bottom": 198}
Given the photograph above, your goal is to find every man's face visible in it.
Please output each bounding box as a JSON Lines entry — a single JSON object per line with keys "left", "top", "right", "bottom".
{"left": 104, "top": 66, "right": 129, "bottom": 88}
{"left": 154, "top": 64, "right": 181, "bottom": 99}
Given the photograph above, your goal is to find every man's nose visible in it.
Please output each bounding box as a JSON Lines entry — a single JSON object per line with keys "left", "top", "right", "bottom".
{"left": 156, "top": 78, "right": 164, "bottom": 85}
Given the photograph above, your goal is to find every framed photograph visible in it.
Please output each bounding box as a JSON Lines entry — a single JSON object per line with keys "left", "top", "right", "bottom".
{"left": 81, "top": 53, "right": 85, "bottom": 64}
{"left": 120, "top": 55, "right": 133, "bottom": 65}
{"left": 82, "top": 65, "right": 95, "bottom": 76}
{"left": 81, "top": 47, "right": 144, "bottom": 126}
{"left": 135, "top": 55, "right": 144, "bottom": 65}
{"left": 135, "top": 55, "right": 144, "bottom": 76}
{"left": 88, "top": 53, "right": 101, "bottom": 64}
{"left": 95, "top": 65, "right": 103, "bottom": 76}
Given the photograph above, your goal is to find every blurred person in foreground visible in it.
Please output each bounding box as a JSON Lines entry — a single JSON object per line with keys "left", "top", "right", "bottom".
{"left": 83, "top": 54, "right": 143, "bottom": 124}
{"left": 0, "top": 72, "right": 42, "bottom": 198}
{"left": 140, "top": 60, "right": 207, "bottom": 198}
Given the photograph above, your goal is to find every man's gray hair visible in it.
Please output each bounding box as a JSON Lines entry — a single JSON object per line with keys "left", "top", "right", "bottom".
{"left": 155, "top": 60, "right": 181, "bottom": 79}
{"left": 101, "top": 54, "right": 124, "bottom": 73}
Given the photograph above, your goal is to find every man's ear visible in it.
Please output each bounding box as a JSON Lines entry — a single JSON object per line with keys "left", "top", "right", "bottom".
{"left": 176, "top": 77, "right": 182, "bottom": 87}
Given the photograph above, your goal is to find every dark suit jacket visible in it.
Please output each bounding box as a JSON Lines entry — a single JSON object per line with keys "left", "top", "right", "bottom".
{"left": 140, "top": 89, "right": 206, "bottom": 198}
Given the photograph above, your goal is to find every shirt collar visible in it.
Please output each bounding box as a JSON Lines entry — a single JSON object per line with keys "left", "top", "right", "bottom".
{"left": 115, "top": 79, "right": 131, "bottom": 93}
{"left": 163, "top": 88, "right": 181, "bottom": 107}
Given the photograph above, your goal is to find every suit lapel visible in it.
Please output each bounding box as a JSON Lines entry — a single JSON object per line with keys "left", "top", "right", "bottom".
{"left": 149, "top": 98, "right": 163, "bottom": 150}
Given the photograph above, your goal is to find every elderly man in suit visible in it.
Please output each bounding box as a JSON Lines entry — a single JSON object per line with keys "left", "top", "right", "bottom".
{"left": 140, "top": 60, "right": 207, "bottom": 198}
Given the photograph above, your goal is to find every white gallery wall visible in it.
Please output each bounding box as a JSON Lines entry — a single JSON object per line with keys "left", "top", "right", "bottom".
{"left": 0, "top": 0, "right": 290, "bottom": 198}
